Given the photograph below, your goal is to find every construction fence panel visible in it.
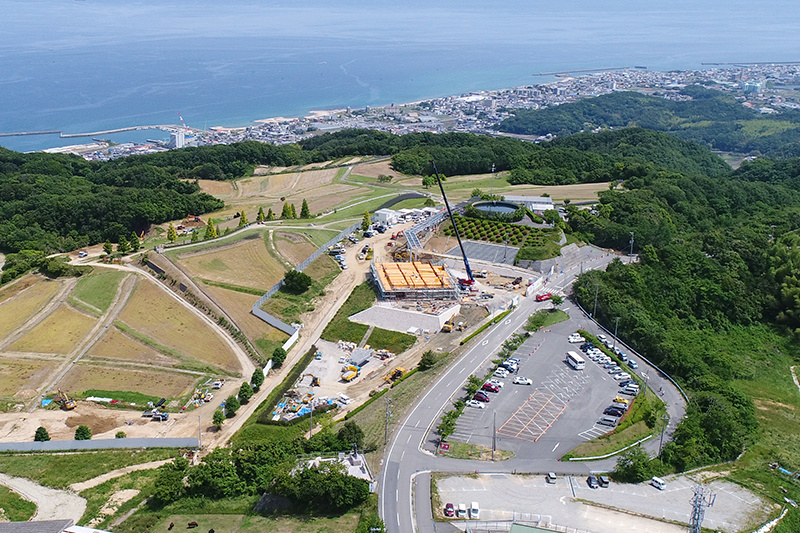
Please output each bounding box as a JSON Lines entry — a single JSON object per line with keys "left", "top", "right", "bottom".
{"left": 296, "top": 222, "right": 361, "bottom": 273}
{"left": 0, "top": 437, "right": 200, "bottom": 452}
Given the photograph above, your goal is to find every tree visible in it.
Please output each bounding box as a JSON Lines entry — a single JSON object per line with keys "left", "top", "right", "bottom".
{"left": 34, "top": 426, "right": 50, "bottom": 442}
{"left": 152, "top": 458, "right": 189, "bottom": 504}
{"left": 115, "top": 431, "right": 126, "bottom": 439}
{"left": 550, "top": 294, "right": 564, "bottom": 310}
{"left": 74, "top": 425, "right": 91, "bottom": 440}
{"left": 377, "top": 174, "right": 393, "bottom": 183}
{"left": 284, "top": 269, "right": 313, "bottom": 293}
{"left": 418, "top": 350, "right": 436, "bottom": 370}
{"left": 238, "top": 382, "right": 254, "bottom": 404}
{"left": 213, "top": 409, "right": 225, "bottom": 429}
{"left": 465, "top": 374, "right": 482, "bottom": 396}
{"left": 224, "top": 395, "right": 240, "bottom": 417}
{"left": 204, "top": 223, "right": 217, "bottom": 240}
{"left": 289, "top": 203, "right": 297, "bottom": 219}
{"left": 613, "top": 446, "right": 656, "bottom": 483}
{"left": 542, "top": 209, "right": 560, "bottom": 225}
{"left": 103, "top": 240, "right": 113, "bottom": 255}
{"left": 422, "top": 175, "right": 436, "bottom": 189}
{"left": 361, "top": 211, "right": 371, "bottom": 231}
{"left": 257, "top": 206, "right": 266, "bottom": 223}
{"left": 167, "top": 222, "right": 178, "bottom": 243}
{"left": 267, "top": 208, "right": 275, "bottom": 221}
{"left": 337, "top": 421, "right": 365, "bottom": 450}
{"left": 190, "top": 230, "right": 199, "bottom": 243}
{"left": 238, "top": 210, "right": 248, "bottom": 227}
{"left": 129, "top": 232, "right": 141, "bottom": 252}
{"left": 281, "top": 202, "right": 292, "bottom": 219}
{"left": 300, "top": 199, "right": 311, "bottom": 218}
{"left": 424, "top": 198, "right": 435, "bottom": 207}
{"left": 251, "top": 368, "right": 265, "bottom": 391}
{"left": 116, "top": 235, "right": 130, "bottom": 254}
{"left": 272, "top": 347, "right": 287, "bottom": 368}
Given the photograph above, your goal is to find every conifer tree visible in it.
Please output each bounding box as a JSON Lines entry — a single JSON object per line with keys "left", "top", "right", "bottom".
{"left": 238, "top": 210, "right": 248, "bottom": 227}
{"left": 129, "top": 231, "right": 141, "bottom": 252}
{"left": 167, "top": 222, "right": 178, "bottom": 243}
{"left": 281, "top": 202, "right": 291, "bottom": 219}
{"left": 289, "top": 203, "right": 297, "bottom": 219}
{"left": 300, "top": 199, "right": 311, "bottom": 218}
{"left": 257, "top": 206, "right": 265, "bottom": 223}
{"left": 361, "top": 211, "right": 371, "bottom": 231}
{"left": 267, "top": 208, "right": 275, "bottom": 220}
{"left": 117, "top": 235, "right": 130, "bottom": 254}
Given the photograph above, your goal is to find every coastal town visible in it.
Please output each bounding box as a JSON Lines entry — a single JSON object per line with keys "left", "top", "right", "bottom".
{"left": 63, "top": 62, "right": 800, "bottom": 161}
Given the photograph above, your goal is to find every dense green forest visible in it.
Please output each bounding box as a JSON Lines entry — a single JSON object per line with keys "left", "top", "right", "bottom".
{"left": 497, "top": 86, "right": 800, "bottom": 157}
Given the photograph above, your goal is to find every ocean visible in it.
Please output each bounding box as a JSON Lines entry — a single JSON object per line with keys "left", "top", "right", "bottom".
{"left": 1, "top": 0, "right": 799, "bottom": 152}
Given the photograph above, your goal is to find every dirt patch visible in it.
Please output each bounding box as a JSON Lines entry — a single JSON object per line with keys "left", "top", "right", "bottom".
{"left": 65, "top": 413, "right": 122, "bottom": 434}
{"left": 197, "top": 180, "right": 234, "bottom": 196}
{"left": 351, "top": 160, "right": 404, "bottom": 179}
{"left": 88, "top": 488, "right": 140, "bottom": 527}
{"left": 754, "top": 398, "right": 796, "bottom": 411}
{"left": 275, "top": 231, "right": 306, "bottom": 244}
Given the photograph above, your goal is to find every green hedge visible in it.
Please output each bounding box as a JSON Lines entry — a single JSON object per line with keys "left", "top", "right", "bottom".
{"left": 461, "top": 309, "right": 514, "bottom": 345}
{"left": 344, "top": 388, "right": 389, "bottom": 420}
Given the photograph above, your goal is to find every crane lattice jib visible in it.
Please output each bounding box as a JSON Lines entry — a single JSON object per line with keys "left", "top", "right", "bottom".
{"left": 430, "top": 160, "right": 474, "bottom": 283}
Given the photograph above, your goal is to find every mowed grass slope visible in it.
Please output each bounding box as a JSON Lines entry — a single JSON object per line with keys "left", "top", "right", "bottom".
{"left": 8, "top": 304, "right": 96, "bottom": 354}
{"left": 88, "top": 327, "right": 179, "bottom": 367}
{"left": 0, "top": 277, "right": 60, "bottom": 340}
{"left": 0, "top": 359, "right": 56, "bottom": 398}
{"left": 117, "top": 279, "right": 241, "bottom": 374}
{"left": 72, "top": 271, "right": 126, "bottom": 313}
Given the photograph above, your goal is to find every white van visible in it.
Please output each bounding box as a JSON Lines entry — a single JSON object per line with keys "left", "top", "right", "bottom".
{"left": 650, "top": 476, "right": 666, "bottom": 490}
{"left": 457, "top": 503, "right": 467, "bottom": 518}
{"left": 470, "top": 502, "right": 480, "bottom": 519}
{"left": 598, "top": 415, "right": 618, "bottom": 427}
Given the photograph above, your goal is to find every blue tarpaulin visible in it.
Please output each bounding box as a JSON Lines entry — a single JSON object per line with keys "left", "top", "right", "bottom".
{"left": 41, "top": 399, "right": 52, "bottom": 407}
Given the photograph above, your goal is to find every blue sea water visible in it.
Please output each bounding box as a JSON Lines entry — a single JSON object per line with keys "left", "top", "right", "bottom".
{"left": 1, "top": 0, "right": 799, "bottom": 152}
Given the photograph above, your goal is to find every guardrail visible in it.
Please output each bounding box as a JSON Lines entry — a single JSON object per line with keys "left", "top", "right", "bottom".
{"left": 574, "top": 301, "right": 689, "bottom": 404}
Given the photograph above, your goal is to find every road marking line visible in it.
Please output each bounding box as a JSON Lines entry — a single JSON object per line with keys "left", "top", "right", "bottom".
{"left": 552, "top": 442, "right": 560, "bottom": 452}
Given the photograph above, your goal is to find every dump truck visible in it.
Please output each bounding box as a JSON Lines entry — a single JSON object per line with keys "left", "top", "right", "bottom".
{"left": 442, "top": 318, "right": 455, "bottom": 332}
{"left": 341, "top": 365, "right": 360, "bottom": 382}
{"left": 383, "top": 367, "right": 407, "bottom": 383}
{"left": 57, "top": 389, "right": 76, "bottom": 410}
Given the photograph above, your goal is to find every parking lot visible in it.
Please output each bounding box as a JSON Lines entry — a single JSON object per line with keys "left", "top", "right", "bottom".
{"left": 436, "top": 473, "right": 773, "bottom": 533}
{"left": 451, "top": 310, "right": 624, "bottom": 460}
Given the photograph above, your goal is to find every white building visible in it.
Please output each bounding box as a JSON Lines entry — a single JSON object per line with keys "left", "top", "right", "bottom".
{"left": 374, "top": 208, "right": 400, "bottom": 225}
{"left": 503, "top": 195, "right": 555, "bottom": 213}
{"left": 169, "top": 131, "right": 185, "bottom": 149}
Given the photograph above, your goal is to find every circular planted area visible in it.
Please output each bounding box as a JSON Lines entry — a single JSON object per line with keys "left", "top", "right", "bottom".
{"left": 472, "top": 200, "right": 521, "bottom": 214}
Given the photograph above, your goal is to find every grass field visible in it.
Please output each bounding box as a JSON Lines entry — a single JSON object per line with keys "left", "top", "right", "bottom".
{"left": 320, "top": 283, "right": 373, "bottom": 345}
{"left": 56, "top": 362, "right": 198, "bottom": 400}
{"left": 88, "top": 327, "right": 179, "bottom": 367}
{"left": 79, "top": 469, "right": 158, "bottom": 530}
{"left": 8, "top": 304, "right": 96, "bottom": 354}
{"left": 117, "top": 279, "right": 240, "bottom": 374}
{"left": 72, "top": 271, "right": 126, "bottom": 313}
{"left": 0, "top": 485, "right": 36, "bottom": 521}
{"left": 0, "top": 449, "right": 177, "bottom": 489}
{"left": 0, "top": 277, "right": 60, "bottom": 340}
{"left": 149, "top": 513, "right": 361, "bottom": 533}
{"left": 261, "top": 255, "right": 340, "bottom": 324}
{"left": 0, "top": 359, "right": 56, "bottom": 398}
{"left": 273, "top": 231, "right": 317, "bottom": 265}
{"left": 177, "top": 234, "right": 285, "bottom": 292}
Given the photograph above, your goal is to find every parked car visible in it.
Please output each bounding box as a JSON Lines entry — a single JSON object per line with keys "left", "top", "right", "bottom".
{"left": 487, "top": 379, "right": 505, "bottom": 388}
{"left": 466, "top": 399, "right": 485, "bottom": 409}
{"left": 546, "top": 472, "right": 557, "bottom": 484}
{"left": 627, "top": 360, "right": 639, "bottom": 369}
{"left": 610, "top": 402, "right": 629, "bottom": 411}
{"left": 618, "top": 379, "right": 637, "bottom": 388}
{"left": 619, "top": 388, "right": 639, "bottom": 397}
{"left": 604, "top": 407, "right": 625, "bottom": 417}
{"left": 473, "top": 392, "right": 490, "bottom": 403}
{"left": 457, "top": 503, "right": 467, "bottom": 517}
{"left": 445, "top": 503, "right": 455, "bottom": 517}
{"left": 607, "top": 366, "right": 622, "bottom": 374}
{"left": 494, "top": 368, "right": 509, "bottom": 379}
{"left": 587, "top": 475, "right": 600, "bottom": 489}
{"left": 506, "top": 358, "right": 520, "bottom": 364}
{"left": 513, "top": 376, "right": 533, "bottom": 385}
{"left": 470, "top": 502, "right": 480, "bottom": 519}
{"left": 599, "top": 475, "right": 610, "bottom": 488}
{"left": 598, "top": 416, "right": 618, "bottom": 428}
{"left": 614, "top": 372, "right": 632, "bottom": 381}
{"left": 500, "top": 361, "right": 517, "bottom": 372}
{"left": 597, "top": 334, "right": 607, "bottom": 343}
{"left": 535, "top": 293, "right": 552, "bottom": 302}
{"left": 481, "top": 383, "right": 500, "bottom": 393}
{"left": 568, "top": 333, "right": 585, "bottom": 343}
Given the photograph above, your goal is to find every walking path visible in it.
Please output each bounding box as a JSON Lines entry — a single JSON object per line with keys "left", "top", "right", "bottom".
{"left": 0, "top": 473, "right": 85, "bottom": 523}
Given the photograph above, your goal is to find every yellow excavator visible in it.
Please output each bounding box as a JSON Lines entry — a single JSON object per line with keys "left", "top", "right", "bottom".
{"left": 58, "top": 389, "right": 76, "bottom": 410}
{"left": 301, "top": 373, "right": 320, "bottom": 387}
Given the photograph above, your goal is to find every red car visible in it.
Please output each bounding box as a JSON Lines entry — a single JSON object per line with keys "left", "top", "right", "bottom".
{"left": 444, "top": 503, "right": 455, "bottom": 517}
{"left": 535, "top": 293, "right": 552, "bottom": 302}
{"left": 481, "top": 382, "right": 500, "bottom": 393}
{"left": 473, "top": 391, "right": 490, "bottom": 402}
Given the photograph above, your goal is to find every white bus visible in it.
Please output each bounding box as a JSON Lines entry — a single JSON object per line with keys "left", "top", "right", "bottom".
{"left": 566, "top": 351, "right": 586, "bottom": 370}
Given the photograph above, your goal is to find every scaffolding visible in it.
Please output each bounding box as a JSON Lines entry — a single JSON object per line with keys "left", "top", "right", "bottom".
{"left": 371, "top": 261, "right": 460, "bottom": 301}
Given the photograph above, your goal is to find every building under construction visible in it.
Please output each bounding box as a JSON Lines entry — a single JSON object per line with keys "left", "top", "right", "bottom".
{"left": 371, "top": 261, "right": 460, "bottom": 301}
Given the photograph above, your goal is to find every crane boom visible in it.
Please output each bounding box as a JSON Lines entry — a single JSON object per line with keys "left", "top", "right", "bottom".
{"left": 431, "top": 160, "right": 474, "bottom": 284}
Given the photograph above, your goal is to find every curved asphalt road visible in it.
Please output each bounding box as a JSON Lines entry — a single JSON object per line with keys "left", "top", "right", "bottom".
{"left": 379, "top": 252, "right": 687, "bottom": 533}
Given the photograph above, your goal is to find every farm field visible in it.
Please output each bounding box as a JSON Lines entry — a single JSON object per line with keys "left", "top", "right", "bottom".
{"left": 176, "top": 234, "right": 285, "bottom": 292}
{"left": 116, "top": 279, "right": 241, "bottom": 375}
{"left": 0, "top": 359, "right": 57, "bottom": 399}
{"left": 72, "top": 271, "right": 126, "bottom": 313}
{"left": 8, "top": 304, "right": 96, "bottom": 354}
{"left": 87, "top": 327, "right": 179, "bottom": 367}
{"left": 0, "top": 277, "right": 60, "bottom": 340}
{"left": 55, "top": 362, "right": 197, "bottom": 400}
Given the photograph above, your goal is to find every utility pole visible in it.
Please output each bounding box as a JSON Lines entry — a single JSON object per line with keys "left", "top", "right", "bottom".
{"left": 689, "top": 484, "right": 716, "bottom": 533}
{"left": 613, "top": 317, "right": 620, "bottom": 350}
{"left": 384, "top": 396, "right": 392, "bottom": 446}
{"left": 592, "top": 282, "right": 599, "bottom": 318}
{"left": 490, "top": 163, "right": 496, "bottom": 199}
{"left": 658, "top": 414, "right": 670, "bottom": 458}
{"left": 629, "top": 231, "right": 634, "bottom": 258}
{"left": 492, "top": 411, "right": 496, "bottom": 461}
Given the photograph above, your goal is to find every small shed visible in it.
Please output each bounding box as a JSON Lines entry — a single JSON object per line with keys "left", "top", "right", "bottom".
{"left": 374, "top": 209, "right": 399, "bottom": 225}
{"left": 350, "top": 348, "right": 374, "bottom": 367}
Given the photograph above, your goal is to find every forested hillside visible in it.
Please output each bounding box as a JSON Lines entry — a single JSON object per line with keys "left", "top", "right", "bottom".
{"left": 497, "top": 86, "right": 800, "bottom": 157}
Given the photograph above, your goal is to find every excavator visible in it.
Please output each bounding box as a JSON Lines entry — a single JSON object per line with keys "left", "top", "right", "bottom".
{"left": 57, "top": 389, "right": 76, "bottom": 410}
{"left": 301, "top": 373, "right": 320, "bottom": 387}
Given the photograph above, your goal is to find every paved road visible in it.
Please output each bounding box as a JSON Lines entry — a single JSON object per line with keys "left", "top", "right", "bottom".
{"left": 379, "top": 249, "right": 688, "bottom": 533}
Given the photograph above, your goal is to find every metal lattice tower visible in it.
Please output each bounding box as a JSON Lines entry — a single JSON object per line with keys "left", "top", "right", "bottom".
{"left": 688, "top": 484, "right": 716, "bottom": 533}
